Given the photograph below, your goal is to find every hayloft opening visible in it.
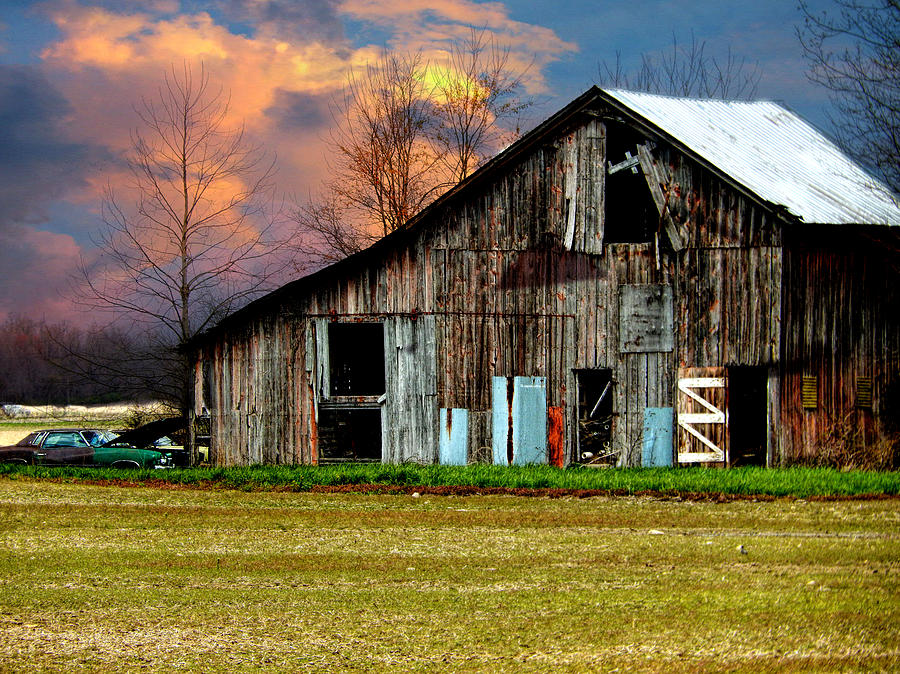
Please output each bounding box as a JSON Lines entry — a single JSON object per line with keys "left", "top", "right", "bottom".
{"left": 575, "top": 369, "right": 615, "bottom": 465}
{"left": 328, "top": 322, "right": 385, "bottom": 396}
{"left": 604, "top": 122, "right": 657, "bottom": 244}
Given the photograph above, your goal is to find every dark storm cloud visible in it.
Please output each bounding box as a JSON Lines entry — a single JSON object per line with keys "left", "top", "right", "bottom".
{"left": 0, "top": 65, "right": 105, "bottom": 230}
{"left": 216, "top": 0, "right": 345, "bottom": 42}
{"left": 264, "top": 89, "right": 330, "bottom": 131}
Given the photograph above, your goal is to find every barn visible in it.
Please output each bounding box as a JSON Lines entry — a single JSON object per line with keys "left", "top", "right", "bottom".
{"left": 191, "top": 87, "right": 900, "bottom": 468}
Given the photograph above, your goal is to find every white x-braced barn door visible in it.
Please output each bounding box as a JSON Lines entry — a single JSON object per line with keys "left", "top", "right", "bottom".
{"left": 676, "top": 367, "right": 727, "bottom": 464}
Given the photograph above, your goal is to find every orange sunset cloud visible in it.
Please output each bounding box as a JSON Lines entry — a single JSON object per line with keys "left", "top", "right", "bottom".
{"left": 1, "top": 0, "right": 575, "bottom": 321}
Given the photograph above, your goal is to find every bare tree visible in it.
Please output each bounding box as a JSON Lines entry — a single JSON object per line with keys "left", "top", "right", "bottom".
{"left": 0, "top": 316, "right": 153, "bottom": 405}
{"left": 297, "top": 36, "right": 533, "bottom": 263}
{"left": 77, "top": 64, "right": 289, "bottom": 457}
{"left": 798, "top": 0, "right": 900, "bottom": 194}
{"left": 431, "top": 28, "right": 532, "bottom": 182}
{"left": 326, "top": 51, "right": 441, "bottom": 239}
{"left": 599, "top": 32, "right": 761, "bottom": 100}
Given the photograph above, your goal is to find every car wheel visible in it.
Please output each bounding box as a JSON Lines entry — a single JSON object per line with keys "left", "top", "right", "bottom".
{"left": 111, "top": 460, "right": 141, "bottom": 469}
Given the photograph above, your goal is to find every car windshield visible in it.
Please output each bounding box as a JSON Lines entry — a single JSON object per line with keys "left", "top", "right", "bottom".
{"left": 82, "top": 430, "right": 114, "bottom": 447}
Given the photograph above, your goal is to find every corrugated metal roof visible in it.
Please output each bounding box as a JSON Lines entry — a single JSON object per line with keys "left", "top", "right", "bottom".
{"left": 605, "top": 88, "right": 900, "bottom": 226}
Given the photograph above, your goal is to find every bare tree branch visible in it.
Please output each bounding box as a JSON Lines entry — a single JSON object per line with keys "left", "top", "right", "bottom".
{"left": 598, "top": 32, "right": 761, "bottom": 100}
{"left": 294, "top": 34, "right": 532, "bottom": 262}
{"left": 431, "top": 28, "right": 533, "bottom": 182}
{"left": 325, "top": 51, "right": 441, "bottom": 238}
{"left": 798, "top": 0, "right": 900, "bottom": 193}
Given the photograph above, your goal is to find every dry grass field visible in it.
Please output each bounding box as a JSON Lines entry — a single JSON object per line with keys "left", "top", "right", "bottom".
{"left": 0, "top": 479, "right": 897, "bottom": 672}
{"left": 0, "top": 403, "right": 170, "bottom": 445}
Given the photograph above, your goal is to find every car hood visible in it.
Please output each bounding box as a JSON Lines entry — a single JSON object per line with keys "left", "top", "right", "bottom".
{"left": 103, "top": 417, "right": 186, "bottom": 449}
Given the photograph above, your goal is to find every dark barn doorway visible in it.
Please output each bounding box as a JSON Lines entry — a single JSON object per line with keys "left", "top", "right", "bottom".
{"left": 318, "top": 408, "right": 382, "bottom": 463}
{"left": 328, "top": 322, "right": 385, "bottom": 395}
{"left": 318, "top": 322, "right": 385, "bottom": 464}
{"left": 575, "top": 369, "right": 614, "bottom": 465}
{"left": 727, "top": 366, "right": 768, "bottom": 466}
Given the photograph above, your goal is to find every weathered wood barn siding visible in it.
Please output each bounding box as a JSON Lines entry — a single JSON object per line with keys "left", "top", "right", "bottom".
{"left": 636, "top": 144, "right": 784, "bottom": 463}
{"left": 194, "top": 88, "right": 898, "bottom": 468}
{"left": 197, "top": 107, "right": 687, "bottom": 466}
{"left": 779, "top": 226, "right": 900, "bottom": 462}
{"left": 651, "top": 145, "right": 783, "bottom": 367}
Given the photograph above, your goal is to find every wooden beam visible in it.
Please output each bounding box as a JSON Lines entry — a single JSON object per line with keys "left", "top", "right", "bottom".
{"left": 636, "top": 143, "right": 685, "bottom": 251}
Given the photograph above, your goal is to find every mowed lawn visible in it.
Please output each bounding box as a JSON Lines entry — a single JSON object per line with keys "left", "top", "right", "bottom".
{"left": 0, "top": 480, "right": 897, "bottom": 672}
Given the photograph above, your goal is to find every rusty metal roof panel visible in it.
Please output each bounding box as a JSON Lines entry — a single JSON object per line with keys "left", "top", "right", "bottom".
{"left": 605, "top": 89, "right": 900, "bottom": 226}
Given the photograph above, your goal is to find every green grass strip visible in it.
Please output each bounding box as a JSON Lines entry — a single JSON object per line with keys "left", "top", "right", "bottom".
{"left": 1, "top": 463, "right": 898, "bottom": 497}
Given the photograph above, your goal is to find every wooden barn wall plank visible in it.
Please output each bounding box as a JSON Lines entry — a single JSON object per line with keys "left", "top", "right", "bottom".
{"left": 778, "top": 227, "right": 900, "bottom": 463}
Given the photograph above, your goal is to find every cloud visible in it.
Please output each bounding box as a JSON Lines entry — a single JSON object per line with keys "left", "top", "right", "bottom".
{"left": 338, "top": 0, "right": 577, "bottom": 92}
{"left": 35, "top": 1, "right": 575, "bottom": 167}
{"left": 265, "top": 89, "right": 331, "bottom": 130}
{"left": 217, "top": 0, "right": 345, "bottom": 43}
{"left": 0, "top": 65, "right": 108, "bottom": 231}
{"left": 0, "top": 225, "right": 84, "bottom": 322}
{"left": 39, "top": 5, "right": 356, "bottom": 128}
{"left": 2, "top": 0, "right": 574, "bottom": 320}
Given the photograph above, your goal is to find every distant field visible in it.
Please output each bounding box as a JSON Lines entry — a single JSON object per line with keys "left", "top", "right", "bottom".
{"left": 0, "top": 422, "right": 122, "bottom": 446}
{"left": 0, "top": 403, "right": 170, "bottom": 445}
{"left": 0, "top": 403, "right": 138, "bottom": 420}
{"left": 0, "top": 480, "right": 896, "bottom": 672}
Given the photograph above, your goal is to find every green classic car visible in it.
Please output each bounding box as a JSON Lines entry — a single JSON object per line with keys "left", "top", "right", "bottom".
{"left": 0, "top": 425, "right": 175, "bottom": 469}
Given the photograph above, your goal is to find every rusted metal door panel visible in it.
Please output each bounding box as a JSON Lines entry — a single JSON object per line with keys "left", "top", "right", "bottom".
{"left": 677, "top": 367, "right": 727, "bottom": 463}
{"left": 492, "top": 376, "right": 548, "bottom": 465}
{"left": 642, "top": 407, "right": 674, "bottom": 466}
{"left": 439, "top": 408, "right": 468, "bottom": 465}
{"left": 548, "top": 406, "right": 564, "bottom": 467}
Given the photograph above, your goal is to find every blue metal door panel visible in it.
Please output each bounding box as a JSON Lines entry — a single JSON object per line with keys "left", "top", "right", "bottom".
{"left": 491, "top": 377, "right": 509, "bottom": 465}
{"left": 439, "top": 408, "right": 468, "bottom": 465}
{"left": 512, "top": 376, "right": 547, "bottom": 465}
{"left": 492, "top": 376, "right": 548, "bottom": 465}
{"left": 642, "top": 407, "right": 674, "bottom": 467}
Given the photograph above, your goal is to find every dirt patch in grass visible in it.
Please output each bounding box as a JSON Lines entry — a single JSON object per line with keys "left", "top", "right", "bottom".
{"left": 13, "top": 475, "right": 899, "bottom": 502}
{"left": 306, "top": 483, "right": 900, "bottom": 502}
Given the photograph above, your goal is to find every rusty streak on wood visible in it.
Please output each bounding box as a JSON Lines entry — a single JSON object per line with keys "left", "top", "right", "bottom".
{"left": 548, "top": 406, "right": 564, "bottom": 467}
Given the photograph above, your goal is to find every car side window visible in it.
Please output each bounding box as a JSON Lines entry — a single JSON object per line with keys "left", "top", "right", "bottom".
{"left": 43, "top": 432, "right": 89, "bottom": 448}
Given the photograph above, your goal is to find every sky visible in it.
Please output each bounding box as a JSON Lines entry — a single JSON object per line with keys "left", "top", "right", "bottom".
{"left": 0, "top": 0, "right": 837, "bottom": 323}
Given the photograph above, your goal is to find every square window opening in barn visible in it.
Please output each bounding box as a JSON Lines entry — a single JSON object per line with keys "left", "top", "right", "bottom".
{"left": 328, "top": 322, "right": 385, "bottom": 396}
{"left": 317, "top": 408, "right": 382, "bottom": 463}
{"left": 575, "top": 369, "right": 614, "bottom": 465}
{"left": 727, "top": 366, "right": 768, "bottom": 467}
{"left": 604, "top": 122, "right": 657, "bottom": 244}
